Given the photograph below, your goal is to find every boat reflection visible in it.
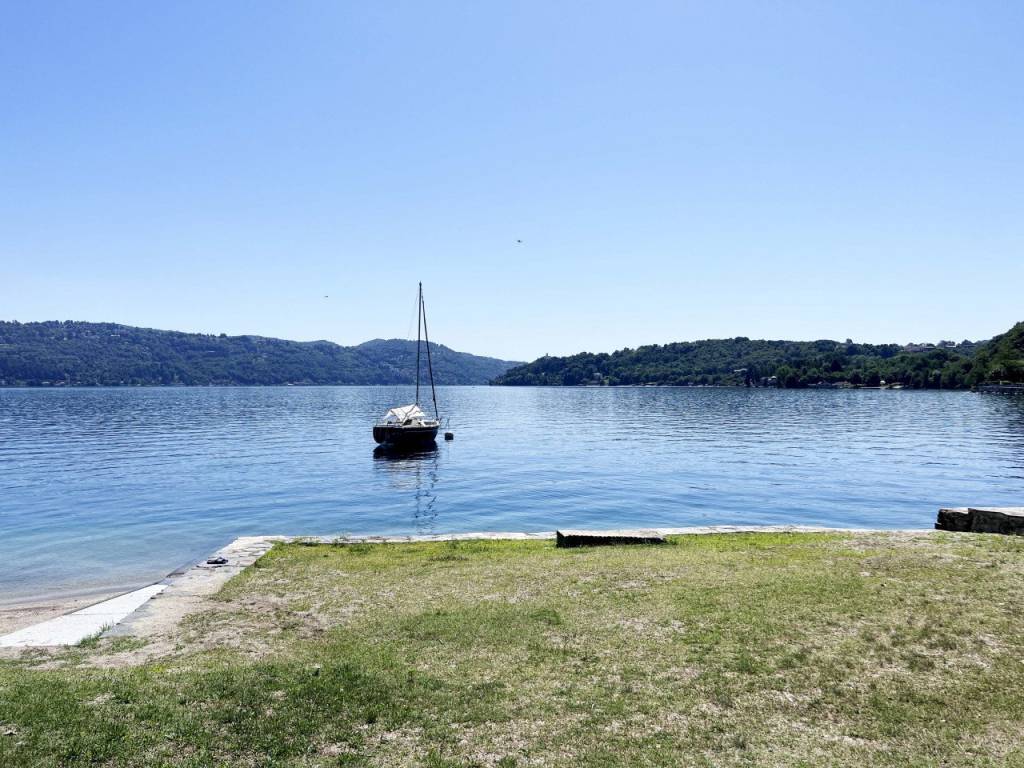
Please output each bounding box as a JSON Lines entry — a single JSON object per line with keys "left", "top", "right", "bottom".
{"left": 372, "top": 443, "right": 438, "bottom": 461}
{"left": 372, "top": 443, "right": 440, "bottom": 533}
{"left": 997, "top": 395, "right": 1024, "bottom": 474}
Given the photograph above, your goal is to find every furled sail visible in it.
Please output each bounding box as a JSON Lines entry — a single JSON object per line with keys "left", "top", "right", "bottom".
{"left": 382, "top": 404, "right": 427, "bottom": 423}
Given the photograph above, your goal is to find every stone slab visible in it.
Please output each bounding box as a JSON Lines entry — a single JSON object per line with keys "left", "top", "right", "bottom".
{"left": 936, "top": 507, "right": 972, "bottom": 532}
{"left": 0, "top": 584, "right": 166, "bottom": 647}
{"left": 556, "top": 529, "right": 667, "bottom": 548}
{"left": 968, "top": 507, "right": 1024, "bottom": 536}
{"left": 934, "top": 507, "right": 1024, "bottom": 535}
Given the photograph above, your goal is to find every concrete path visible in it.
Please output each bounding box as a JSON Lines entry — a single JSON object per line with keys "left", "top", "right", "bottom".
{"left": 0, "top": 584, "right": 166, "bottom": 647}
{"left": 109, "top": 535, "right": 282, "bottom": 640}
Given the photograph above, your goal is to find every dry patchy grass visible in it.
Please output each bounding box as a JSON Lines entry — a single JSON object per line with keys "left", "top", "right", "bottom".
{"left": 3, "top": 531, "right": 1024, "bottom": 766}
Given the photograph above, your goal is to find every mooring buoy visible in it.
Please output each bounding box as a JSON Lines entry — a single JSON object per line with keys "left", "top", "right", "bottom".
{"left": 444, "top": 432, "right": 454, "bottom": 441}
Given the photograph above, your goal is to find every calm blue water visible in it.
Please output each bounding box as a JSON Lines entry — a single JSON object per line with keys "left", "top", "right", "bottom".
{"left": 1, "top": 386, "right": 1022, "bottom": 601}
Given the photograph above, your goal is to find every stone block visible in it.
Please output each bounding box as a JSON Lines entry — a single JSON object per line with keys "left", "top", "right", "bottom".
{"left": 555, "top": 529, "right": 667, "bottom": 548}
{"left": 968, "top": 508, "right": 1024, "bottom": 536}
{"left": 935, "top": 508, "right": 972, "bottom": 532}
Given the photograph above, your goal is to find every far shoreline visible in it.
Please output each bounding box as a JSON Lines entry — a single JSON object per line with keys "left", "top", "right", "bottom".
{"left": 0, "top": 382, "right": 991, "bottom": 391}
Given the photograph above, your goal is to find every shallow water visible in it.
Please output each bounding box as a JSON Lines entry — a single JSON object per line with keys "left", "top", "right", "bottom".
{"left": 1, "top": 386, "right": 1022, "bottom": 601}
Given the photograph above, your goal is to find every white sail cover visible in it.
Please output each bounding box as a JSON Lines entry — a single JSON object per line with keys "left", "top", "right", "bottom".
{"left": 382, "top": 404, "right": 427, "bottom": 423}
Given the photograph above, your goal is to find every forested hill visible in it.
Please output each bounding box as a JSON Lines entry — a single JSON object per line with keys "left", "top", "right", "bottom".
{"left": 493, "top": 322, "right": 1024, "bottom": 389}
{"left": 977, "top": 321, "right": 1024, "bottom": 383}
{"left": 0, "top": 322, "right": 520, "bottom": 386}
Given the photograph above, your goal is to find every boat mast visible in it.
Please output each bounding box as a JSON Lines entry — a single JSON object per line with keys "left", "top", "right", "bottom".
{"left": 415, "top": 283, "right": 422, "bottom": 405}
{"left": 420, "top": 283, "right": 439, "bottom": 419}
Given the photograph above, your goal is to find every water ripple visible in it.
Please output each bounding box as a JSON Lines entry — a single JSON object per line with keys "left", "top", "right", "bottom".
{"left": 0, "top": 386, "right": 1022, "bottom": 600}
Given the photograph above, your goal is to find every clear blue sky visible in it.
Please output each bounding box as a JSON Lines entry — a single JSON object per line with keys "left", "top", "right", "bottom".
{"left": 2, "top": 2, "right": 1022, "bottom": 361}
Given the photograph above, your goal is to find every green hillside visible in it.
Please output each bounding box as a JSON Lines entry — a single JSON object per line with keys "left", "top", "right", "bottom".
{"left": 493, "top": 324, "right": 1024, "bottom": 389}
{"left": 969, "top": 321, "right": 1024, "bottom": 384}
{"left": 0, "top": 321, "right": 519, "bottom": 386}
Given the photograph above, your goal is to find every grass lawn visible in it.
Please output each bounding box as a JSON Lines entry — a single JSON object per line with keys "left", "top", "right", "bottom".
{"left": 3, "top": 532, "right": 1024, "bottom": 766}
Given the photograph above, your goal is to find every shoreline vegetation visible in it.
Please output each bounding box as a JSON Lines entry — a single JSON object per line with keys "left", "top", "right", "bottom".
{"left": 3, "top": 531, "right": 1024, "bottom": 766}
{"left": 0, "top": 321, "right": 520, "bottom": 388}
{"left": 494, "top": 321, "right": 1024, "bottom": 390}
{"left": 2, "top": 320, "right": 1021, "bottom": 391}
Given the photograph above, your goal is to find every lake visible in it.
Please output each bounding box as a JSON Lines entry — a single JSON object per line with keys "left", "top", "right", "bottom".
{"left": 1, "top": 386, "right": 1022, "bottom": 602}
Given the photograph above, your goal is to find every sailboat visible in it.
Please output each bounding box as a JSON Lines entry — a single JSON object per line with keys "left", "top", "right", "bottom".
{"left": 372, "top": 283, "right": 441, "bottom": 448}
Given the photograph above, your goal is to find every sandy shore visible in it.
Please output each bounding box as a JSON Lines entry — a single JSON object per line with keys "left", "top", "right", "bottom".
{"left": 0, "top": 589, "right": 125, "bottom": 636}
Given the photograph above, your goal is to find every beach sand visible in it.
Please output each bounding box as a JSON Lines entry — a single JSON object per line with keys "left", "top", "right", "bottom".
{"left": 0, "top": 589, "right": 123, "bottom": 636}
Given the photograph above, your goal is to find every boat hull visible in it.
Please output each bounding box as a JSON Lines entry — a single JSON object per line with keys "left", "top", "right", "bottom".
{"left": 372, "top": 424, "right": 439, "bottom": 447}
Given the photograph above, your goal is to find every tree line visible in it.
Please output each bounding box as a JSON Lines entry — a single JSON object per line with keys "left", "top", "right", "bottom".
{"left": 0, "top": 321, "right": 519, "bottom": 386}
{"left": 493, "top": 322, "right": 1024, "bottom": 389}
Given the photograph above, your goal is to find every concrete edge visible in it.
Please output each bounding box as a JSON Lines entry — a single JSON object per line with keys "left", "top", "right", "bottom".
{"left": 0, "top": 584, "right": 167, "bottom": 648}
{"left": 280, "top": 525, "right": 921, "bottom": 544}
